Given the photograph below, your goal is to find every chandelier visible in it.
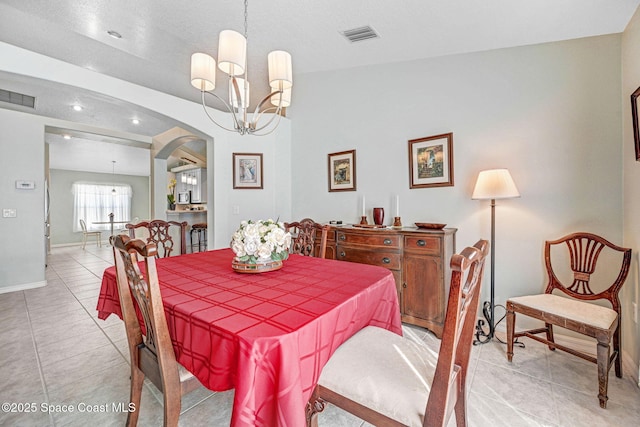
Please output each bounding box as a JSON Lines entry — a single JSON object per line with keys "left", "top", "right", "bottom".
{"left": 190, "top": 0, "right": 292, "bottom": 136}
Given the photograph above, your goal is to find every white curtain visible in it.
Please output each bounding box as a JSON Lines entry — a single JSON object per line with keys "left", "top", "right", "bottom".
{"left": 72, "top": 182, "right": 132, "bottom": 232}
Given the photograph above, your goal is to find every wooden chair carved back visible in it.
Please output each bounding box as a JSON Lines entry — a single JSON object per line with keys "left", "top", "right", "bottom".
{"left": 126, "top": 219, "right": 187, "bottom": 258}
{"left": 284, "top": 218, "right": 330, "bottom": 259}
{"left": 425, "top": 239, "right": 489, "bottom": 426}
{"left": 306, "top": 239, "right": 488, "bottom": 427}
{"left": 545, "top": 232, "right": 631, "bottom": 311}
{"left": 111, "top": 234, "right": 199, "bottom": 426}
{"left": 507, "top": 232, "right": 631, "bottom": 408}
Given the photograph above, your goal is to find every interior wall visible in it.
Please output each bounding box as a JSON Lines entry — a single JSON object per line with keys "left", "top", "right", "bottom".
{"left": 0, "top": 108, "right": 46, "bottom": 291}
{"left": 622, "top": 6, "right": 640, "bottom": 380}
{"left": 48, "top": 169, "right": 150, "bottom": 245}
{"left": 291, "top": 34, "right": 628, "bottom": 348}
{"left": 0, "top": 42, "right": 293, "bottom": 292}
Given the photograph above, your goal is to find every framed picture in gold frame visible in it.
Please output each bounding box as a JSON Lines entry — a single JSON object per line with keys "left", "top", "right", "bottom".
{"left": 408, "top": 133, "right": 454, "bottom": 189}
{"left": 328, "top": 149, "right": 356, "bottom": 192}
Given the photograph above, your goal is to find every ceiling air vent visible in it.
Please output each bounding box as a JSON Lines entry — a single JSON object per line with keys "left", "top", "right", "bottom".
{"left": 0, "top": 89, "right": 36, "bottom": 108}
{"left": 341, "top": 25, "right": 379, "bottom": 43}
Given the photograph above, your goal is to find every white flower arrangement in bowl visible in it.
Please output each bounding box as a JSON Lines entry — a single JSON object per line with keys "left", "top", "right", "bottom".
{"left": 230, "top": 219, "right": 292, "bottom": 272}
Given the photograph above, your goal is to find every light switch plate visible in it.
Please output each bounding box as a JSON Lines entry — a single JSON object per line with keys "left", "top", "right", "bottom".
{"left": 15, "top": 180, "right": 35, "bottom": 190}
{"left": 3, "top": 208, "right": 17, "bottom": 218}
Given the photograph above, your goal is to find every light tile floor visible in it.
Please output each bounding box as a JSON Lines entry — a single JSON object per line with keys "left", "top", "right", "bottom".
{"left": 1, "top": 245, "right": 639, "bottom": 426}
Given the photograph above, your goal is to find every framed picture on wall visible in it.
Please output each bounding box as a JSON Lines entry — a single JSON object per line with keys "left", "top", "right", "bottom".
{"left": 631, "top": 86, "right": 640, "bottom": 161}
{"left": 408, "top": 133, "right": 454, "bottom": 189}
{"left": 233, "top": 153, "right": 263, "bottom": 189}
{"left": 328, "top": 150, "right": 357, "bottom": 192}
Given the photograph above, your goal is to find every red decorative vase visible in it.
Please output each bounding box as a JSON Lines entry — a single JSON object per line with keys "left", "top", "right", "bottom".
{"left": 373, "top": 207, "right": 384, "bottom": 225}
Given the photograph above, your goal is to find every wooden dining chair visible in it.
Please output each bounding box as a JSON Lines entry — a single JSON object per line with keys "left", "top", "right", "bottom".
{"left": 79, "top": 219, "right": 101, "bottom": 249}
{"left": 506, "top": 232, "right": 631, "bottom": 408}
{"left": 284, "top": 218, "right": 330, "bottom": 259}
{"left": 126, "top": 219, "right": 187, "bottom": 258}
{"left": 111, "top": 234, "right": 201, "bottom": 427}
{"left": 306, "top": 239, "right": 489, "bottom": 427}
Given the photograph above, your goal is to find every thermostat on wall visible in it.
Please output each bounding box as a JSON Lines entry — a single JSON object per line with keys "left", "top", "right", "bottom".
{"left": 15, "top": 180, "right": 35, "bottom": 190}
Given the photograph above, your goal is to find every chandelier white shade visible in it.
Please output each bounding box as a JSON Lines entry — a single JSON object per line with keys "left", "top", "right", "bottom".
{"left": 268, "top": 51, "right": 293, "bottom": 89}
{"left": 472, "top": 169, "right": 520, "bottom": 200}
{"left": 190, "top": 0, "right": 292, "bottom": 136}
{"left": 270, "top": 87, "right": 291, "bottom": 107}
{"left": 191, "top": 53, "right": 216, "bottom": 91}
{"left": 218, "top": 30, "right": 247, "bottom": 75}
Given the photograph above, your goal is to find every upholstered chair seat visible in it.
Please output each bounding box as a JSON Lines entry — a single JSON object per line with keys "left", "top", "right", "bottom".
{"left": 318, "top": 326, "right": 438, "bottom": 427}
{"left": 508, "top": 294, "right": 617, "bottom": 331}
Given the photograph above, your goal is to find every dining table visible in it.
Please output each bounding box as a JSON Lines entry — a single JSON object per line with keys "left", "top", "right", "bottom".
{"left": 92, "top": 212, "right": 129, "bottom": 237}
{"left": 96, "top": 248, "right": 402, "bottom": 427}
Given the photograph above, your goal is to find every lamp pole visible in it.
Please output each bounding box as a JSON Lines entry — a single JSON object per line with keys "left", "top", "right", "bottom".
{"left": 474, "top": 198, "right": 496, "bottom": 344}
{"left": 471, "top": 168, "right": 519, "bottom": 345}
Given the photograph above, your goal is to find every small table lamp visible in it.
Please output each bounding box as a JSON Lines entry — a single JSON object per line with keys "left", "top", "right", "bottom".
{"left": 472, "top": 168, "right": 520, "bottom": 344}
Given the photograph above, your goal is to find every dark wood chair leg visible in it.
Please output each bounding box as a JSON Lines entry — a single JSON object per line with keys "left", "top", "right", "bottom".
{"left": 454, "top": 379, "right": 467, "bottom": 427}
{"left": 126, "top": 367, "right": 144, "bottom": 427}
{"left": 163, "top": 387, "right": 181, "bottom": 427}
{"left": 545, "top": 323, "right": 556, "bottom": 351}
{"left": 596, "top": 340, "right": 610, "bottom": 409}
{"left": 506, "top": 307, "right": 515, "bottom": 362}
{"left": 613, "top": 327, "right": 622, "bottom": 378}
{"left": 305, "top": 388, "right": 325, "bottom": 427}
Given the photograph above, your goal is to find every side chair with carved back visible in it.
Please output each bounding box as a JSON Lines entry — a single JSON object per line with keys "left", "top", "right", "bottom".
{"left": 306, "top": 239, "right": 489, "bottom": 427}
{"left": 111, "top": 234, "right": 201, "bottom": 426}
{"left": 284, "top": 218, "right": 330, "bottom": 259}
{"left": 125, "top": 219, "right": 187, "bottom": 258}
{"left": 506, "top": 232, "right": 631, "bottom": 408}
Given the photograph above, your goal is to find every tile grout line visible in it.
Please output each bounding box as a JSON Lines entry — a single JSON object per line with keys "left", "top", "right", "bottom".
{"left": 23, "top": 286, "right": 56, "bottom": 427}
{"left": 56, "top": 247, "right": 132, "bottom": 364}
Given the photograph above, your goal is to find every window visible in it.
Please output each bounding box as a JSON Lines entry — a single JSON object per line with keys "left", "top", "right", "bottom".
{"left": 72, "top": 182, "right": 132, "bottom": 232}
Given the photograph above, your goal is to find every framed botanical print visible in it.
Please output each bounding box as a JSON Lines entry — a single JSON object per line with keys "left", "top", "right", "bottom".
{"left": 233, "top": 153, "right": 263, "bottom": 189}
{"left": 408, "top": 133, "right": 454, "bottom": 189}
{"left": 328, "top": 150, "right": 356, "bottom": 192}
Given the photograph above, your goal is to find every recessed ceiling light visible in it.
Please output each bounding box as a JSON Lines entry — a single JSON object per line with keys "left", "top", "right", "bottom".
{"left": 132, "top": 118, "right": 140, "bottom": 125}
{"left": 107, "top": 30, "right": 122, "bottom": 39}
{"left": 63, "top": 135, "right": 71, "bottom": 140}
{"left": 72, "top": 104, "right": 82, "bottom": 111}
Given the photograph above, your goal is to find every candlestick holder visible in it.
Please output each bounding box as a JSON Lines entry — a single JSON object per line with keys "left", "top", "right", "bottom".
{"left": 359, "top": 216, "right": 368, "bottom": 225}
{"left": 393, "top": 216, "right": 402, "bottom": 228}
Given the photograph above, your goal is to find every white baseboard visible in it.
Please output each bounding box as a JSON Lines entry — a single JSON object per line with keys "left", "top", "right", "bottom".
{"left": 51, "top": 241, "right": 108, "bottom": 248}
{"left": 0, "top": 280, "right": 47, "bottom": 294}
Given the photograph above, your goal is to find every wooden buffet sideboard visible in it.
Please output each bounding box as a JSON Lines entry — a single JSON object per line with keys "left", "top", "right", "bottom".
{"left": 320, "top": 225, "right": 456, "bottom": 338}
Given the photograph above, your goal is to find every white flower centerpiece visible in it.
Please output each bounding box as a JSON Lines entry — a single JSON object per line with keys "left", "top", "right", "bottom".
{"left": 230, "top": 219, "right": 292, "bottom": 273}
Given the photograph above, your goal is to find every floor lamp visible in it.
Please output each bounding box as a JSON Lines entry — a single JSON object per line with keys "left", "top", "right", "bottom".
{"left": 471, "top": 168, "right": 520, "bottom": 344}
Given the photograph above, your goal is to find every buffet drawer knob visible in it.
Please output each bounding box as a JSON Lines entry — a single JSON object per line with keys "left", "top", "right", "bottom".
{"left": 417, "top": 239, "right": 426, "bottom": 247}
{"left": 382, "top": 257, "right": 390, "bottom": 264}
{"left": 383, "top": 239, "right": 392, "bottom": 245}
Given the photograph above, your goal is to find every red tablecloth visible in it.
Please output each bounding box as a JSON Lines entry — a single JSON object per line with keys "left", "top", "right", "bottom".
{"left": 96, "top": 248, "right": 402, "bottom": 427}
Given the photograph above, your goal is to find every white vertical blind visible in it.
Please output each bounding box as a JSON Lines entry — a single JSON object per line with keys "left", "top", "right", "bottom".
{"left": 72, "top": 182, "right": 132, "bottom": 232}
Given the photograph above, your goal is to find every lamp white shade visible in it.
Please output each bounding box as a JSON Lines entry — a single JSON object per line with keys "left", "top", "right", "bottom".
{"left": 270, "top": 87, "right": 291, "bottom": 107}
{"left": 218, "top": 30, "right": 246, "bottom": 76}
{"left": 472, "top": 169, "right": 520, "bottom": 200}
{"left": 268, "top": 50, "right": 293, "bottom": 90}
{"left": 191, "top": 53, "right": 216, "bottom": 91}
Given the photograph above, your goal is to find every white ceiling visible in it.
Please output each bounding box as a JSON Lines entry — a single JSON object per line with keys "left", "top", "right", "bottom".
{"left": 1, "top": 0, "right": 639, "bottom": 174}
